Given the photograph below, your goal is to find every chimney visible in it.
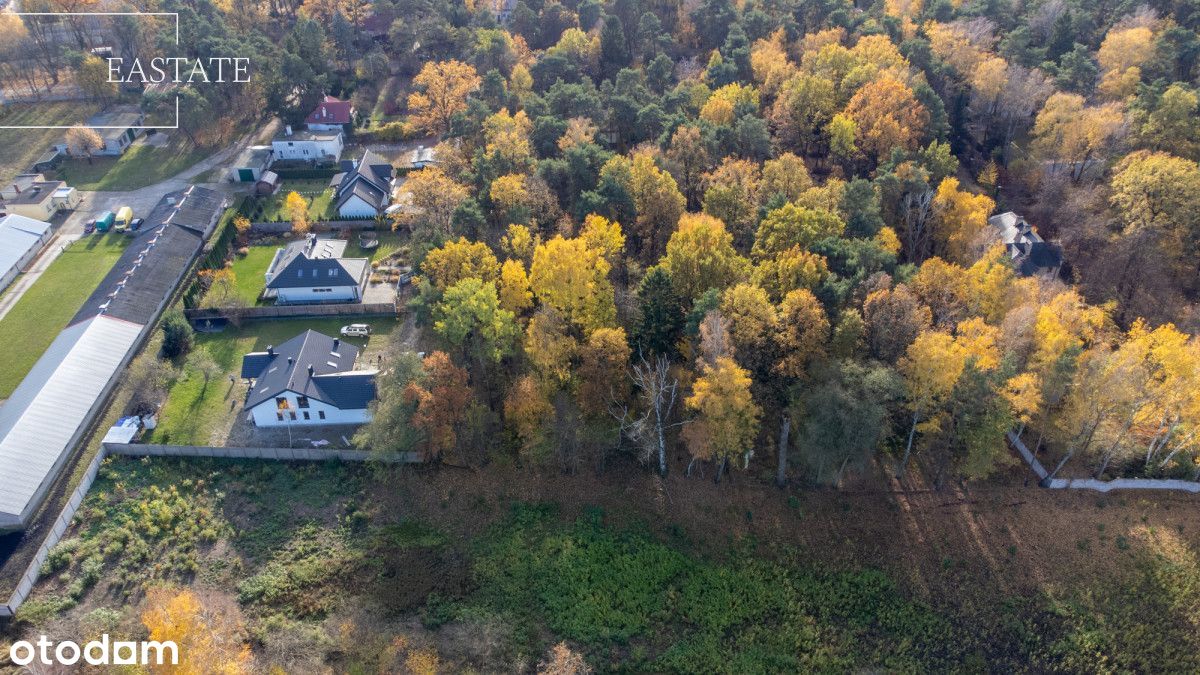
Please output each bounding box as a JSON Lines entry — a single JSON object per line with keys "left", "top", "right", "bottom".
{"left": 321, "top": 106, "right": 328, "bottom": 118}
{"left": 285, "top": 124, "right": 293, "bottom": 136}
{"left": 267, "top": 345, "right": 274, "bottom": 356}
{"left": 308, "top": 364, "right": 315, "bottom": 376}
{"left": 287, "top": 356, "right": 294, "bottom": 366}
{"left": 333, "top": 338, "right": 340, "bottom": 350}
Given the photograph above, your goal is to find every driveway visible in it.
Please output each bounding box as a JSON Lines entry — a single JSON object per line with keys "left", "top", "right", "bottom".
{"left": 0, "top": 119, "right": 279, "bottom": 319}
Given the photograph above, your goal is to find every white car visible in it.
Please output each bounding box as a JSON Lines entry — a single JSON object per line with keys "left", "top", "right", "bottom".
{"left": 340, "top": 324, "right": 372, "bottom": 337}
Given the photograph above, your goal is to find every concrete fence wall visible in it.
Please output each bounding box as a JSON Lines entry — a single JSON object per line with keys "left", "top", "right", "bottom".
{"left": 185, "top": 302, "right": 397, "bottom": 323}
{"left": 0, "top": 443, "right": 420, "bottom": 617}
{"left": 1008, "top": 431, "right": 1200, "bottom": 493}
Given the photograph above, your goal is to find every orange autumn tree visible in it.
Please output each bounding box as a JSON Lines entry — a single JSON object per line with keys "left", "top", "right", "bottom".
{"left": 141, "top": 587, "right": 252, "bottom": 675}
{"left": 405, "top": 351, "right": 473, "bottom": 461}
{"left": 842, "top": 76, "right": 929, "bottom": 165}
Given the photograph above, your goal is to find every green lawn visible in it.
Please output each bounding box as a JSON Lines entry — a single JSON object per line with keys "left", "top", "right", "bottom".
{"left": 0, "top": 233, "right": 130, "bottom": 397}
{"left": 58, "top": 136, "right": 213, "bottom": 191}
{"left": 241, "top": 182, "right": 336, "bottom": 222}
{"left": 149, "top": 317, "right": 398, "bottom": 445}
{"left": 0, "top": 101, "right": 103, "bottom": 183}
{"left": 226, "top": 232, "right": 407, "bottom": 306}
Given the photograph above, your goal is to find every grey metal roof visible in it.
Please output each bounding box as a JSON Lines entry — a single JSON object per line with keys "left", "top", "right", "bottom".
{"left": 0, "top": 215, "right": 51, "bottom": 279}
{"left": 0, "top": 315, "right": 143, "bottom": 530}
{"left": 242, "top": 330, "right": 376, "bottom": 409}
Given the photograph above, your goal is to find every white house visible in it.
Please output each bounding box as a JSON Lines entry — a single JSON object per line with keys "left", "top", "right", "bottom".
{"left": 263, "top": 234, "right": 369, "bottom": 304}
{"left": 240, "top": 330, "right": 377, "bottom": 427}
{"left": 1, "top": 174, "right": 80, "bottom": 221}
{"left": 271, "top": 126, "right": 343, "bottom": 162}
{"left": 332, "top": 149, "right": 394, "bottom": 218}
{"left": 0, "top": 214, "right": 54, "bottom": 293}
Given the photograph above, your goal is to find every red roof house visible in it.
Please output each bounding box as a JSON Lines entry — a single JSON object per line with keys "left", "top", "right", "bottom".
{"left": 305, "top": 96, "right": 354, "bottom": 131}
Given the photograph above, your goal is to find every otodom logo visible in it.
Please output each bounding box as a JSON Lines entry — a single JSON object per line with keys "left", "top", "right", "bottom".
{"left": 8, "top": 635, "right": 178, "bottom": 667}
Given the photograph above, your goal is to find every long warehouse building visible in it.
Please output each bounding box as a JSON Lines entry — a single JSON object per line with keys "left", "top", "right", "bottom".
{"left": 0, "top": 186, "right": 224, "bottom": 531}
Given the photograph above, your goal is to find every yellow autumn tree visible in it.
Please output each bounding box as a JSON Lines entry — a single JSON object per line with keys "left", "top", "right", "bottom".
{"left": 930, "top": 177, "right": 995, "bottom": 264}
{"left": 1097, "top": 25, "right": 1156, "bottom": 100}
{"left": 498, "top": 258, "right": 533, "bottom": 314}
{"left": 283, "top": 191, "right": 309, "bottom": 235}
{"left": 660, "top": 213, "right": 751, "bottom": 301}
{"left": 683, "top": 356, "right": 762, "bottom": 477}
{"left": 529, "top": 235, "right": 616, "bottom": 332}
{"left": 774, "top": 288, "right": 830, "bottom": 379}
{"left": 408, "top": 60, "right": 482, "bottom": 135}
{"left": 579, "top": 213, "right": 625, "bottom": 265}
{"left": 421, "top": 237, "right": 500, "bottom": 290}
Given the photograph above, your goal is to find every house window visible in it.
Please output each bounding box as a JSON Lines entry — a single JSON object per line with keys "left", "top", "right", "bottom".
{"left": 318, "top": 410, "right": 326, "bottom": 420}
{"left": 328, "top": 269, "right": 336, "bottom": 277}
{"left": 276, "top": 412, "right": 284, "bottom": 421}
{"left": 297, "top": 396, "right": 309, "bottom": 409}
{"left": 303, "top": 411, "right": 310, "bottom": 420}
{"left": 275, "top": 397, "right": 289, "bottom": 410}
{"left": 289, "top": 411, "right": 297, "bottom": 420}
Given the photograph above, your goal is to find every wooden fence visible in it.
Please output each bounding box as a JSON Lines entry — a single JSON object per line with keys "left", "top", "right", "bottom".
{"left": 184, "top": 302, "right": 397, "bottom": 325}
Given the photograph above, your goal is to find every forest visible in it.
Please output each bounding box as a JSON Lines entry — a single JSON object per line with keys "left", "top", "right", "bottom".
{"left": 333, "top": 0, "right": 1200, "bottom": 490}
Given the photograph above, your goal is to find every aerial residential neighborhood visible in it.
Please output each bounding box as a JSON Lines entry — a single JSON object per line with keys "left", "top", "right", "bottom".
{"left": 1, "top": 1, "right": 1200, "bottom": 672}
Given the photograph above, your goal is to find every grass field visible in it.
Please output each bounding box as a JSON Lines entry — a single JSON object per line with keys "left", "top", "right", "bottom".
{"left": 148, "top": 317, "right": 398, "bottom": 446}
{"left": 0, "top": 102, "right": 103, "bottom": 184}
{"left": 58, "top": 136, "right": 213, "bottom": 191}
{"left": 12, "top": 456, "right": 1200, "bottom": 672}
{"left": 0, "top": 233, "right": 129, "bottom": 397}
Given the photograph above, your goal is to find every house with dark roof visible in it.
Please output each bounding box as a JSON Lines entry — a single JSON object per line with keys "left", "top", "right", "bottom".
{"left": 263, "top": 234, "right": 369, "bottom": 304}
{"left": 332, "top": 149, "right": 395, "bottom": 218}
{"left": 305, "top": 95, "right": 355, "bottom": 132}
{"left": 987, "top": 212, "right": 1063, "bottom": 278}
{"left": 240, "top": 330, "right": 377, "bottom": 427}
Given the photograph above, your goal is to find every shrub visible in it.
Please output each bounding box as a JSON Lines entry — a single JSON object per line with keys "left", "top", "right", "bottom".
{"left": 160, "top": 311, "right": 194, "bottom": 359}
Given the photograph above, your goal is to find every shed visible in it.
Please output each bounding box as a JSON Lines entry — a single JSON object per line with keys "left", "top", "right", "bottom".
{"left": 256, "top": 170, "right": 281, "bottom": 196}
{"left": 0, "top": 214, "right": 54, "bottom": 294}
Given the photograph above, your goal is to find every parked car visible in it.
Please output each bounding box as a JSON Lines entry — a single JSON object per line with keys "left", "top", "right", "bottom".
{"left": 126, "top": 218, "right": 145, "bottom": 235}
{"left": 94, "top": 211, "right": 115, "bottom": 232}
{"left": 340, "top": 324, "right": 372, "bottom": 337}
{"left": 114, "top": 206, "right": 133, "bottom": 232}
{"left": 83, "top": 219, "right": 96, "bottom": 235}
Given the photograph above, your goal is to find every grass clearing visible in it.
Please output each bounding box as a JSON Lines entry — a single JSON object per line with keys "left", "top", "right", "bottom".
{"left": 0, "top": 233, "right": 129, "bottom": 397}
{"left": 149, "top": 316, "right": 399, "bottom": 446}
{"left": 17, "top": 456, "right": 1200, "bottom": 672}
{"left": 0, "top": 102, "right": 103, "bottom": 183}
{"left": 58, "top": 135, "right": 213, "bottom": 191}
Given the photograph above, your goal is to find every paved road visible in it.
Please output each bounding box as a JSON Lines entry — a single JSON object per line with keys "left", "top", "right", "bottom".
{"left": 0, "top": 119, "right": 277, "bottom": 321}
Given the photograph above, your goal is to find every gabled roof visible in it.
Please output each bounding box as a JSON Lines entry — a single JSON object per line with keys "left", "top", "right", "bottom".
{"left": 305, "top": 95, "right": 354, "bottom": 126}
{"left": 335, "top": 149, "right": 394, "bottom": 212}
{"left": 265, "top": 235, "right": 369, "bottom": 289}
{"left": 241, "top": 330, "right": 376, "bottom": 409}
{"left": 987, "top": 211, "right": 1062, "bottom": 277}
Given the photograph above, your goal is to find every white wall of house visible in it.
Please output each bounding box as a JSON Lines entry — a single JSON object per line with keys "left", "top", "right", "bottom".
{"left": 275, "top": 284, "right": 362, "bottom": 304}
{"left": 337, "top": 193, "right": 380, "bottom": 218}
{"left": 249, "top": 390, "right": 370, "bottom": 426}
{"left": 307, "top": 122, "right": 346, "bottom": 132}
{"left": 272, "top": 135, "right": 344, "bottom": 161}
